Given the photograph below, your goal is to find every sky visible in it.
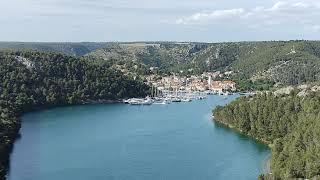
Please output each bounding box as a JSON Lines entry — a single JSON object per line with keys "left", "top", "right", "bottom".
{"left": 1, "top": 0, "right": 320, "bottom": 42}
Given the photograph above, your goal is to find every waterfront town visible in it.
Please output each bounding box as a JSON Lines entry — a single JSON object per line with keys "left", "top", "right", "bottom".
{"left": 146, "top": 71, "right": 237, "bottom": 93}
{"left": 124, "top": 71, "right": 237, "bottom": 105}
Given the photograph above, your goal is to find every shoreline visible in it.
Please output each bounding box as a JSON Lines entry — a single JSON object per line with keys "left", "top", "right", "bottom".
{"left": 3, "top": 97, "right": 268, "bottom": 180}
{"left": 6, "top": 94, "right": 272, "bottom": 180}
{"left": 1, "top": 98, "right": 125, "bottom": 180}
{"left": 212, "top": 116, "right": 273, "bottom": 177}
{"left": 212, "top": 116, "right": 273, "bottom": 147}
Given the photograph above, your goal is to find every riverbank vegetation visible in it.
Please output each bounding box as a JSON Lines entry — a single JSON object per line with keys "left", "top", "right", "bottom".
{"left": 213, "top": 90, "right": 320, "bottom": 179}
{"left": 0, "top": 51, "right": 150, "bottom": 179}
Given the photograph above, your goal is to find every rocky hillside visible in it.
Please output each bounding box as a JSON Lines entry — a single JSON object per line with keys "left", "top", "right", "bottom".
{"left": 85, "top": 42, "right": 208, "bottom": 76}
{"left": 2, "top": 41, "right": 320, "bottom": 88}
{"left": 88, "top": 41, "right": 320, "bottom": 87}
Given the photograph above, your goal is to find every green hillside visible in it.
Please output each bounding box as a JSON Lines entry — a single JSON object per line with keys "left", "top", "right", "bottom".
{"left": 2, "top": 41, "right": 320, "bottom": 88}
{"left": 88, "top": 41, "right": 320, "bottom": 87}
{"left": 0, "top": 51, "right": 150, "bottom": 180}
{"left": 232, "top": 41, "right": 320, "bottom": 83}
{"left": 86, "top": 42, "right": 209, "bottom": 76}
{"left": 213, "top": 88, "right": 320, "bottom": 179}
{"left": 0, "top": 42, "right": 109, "bottom": 57}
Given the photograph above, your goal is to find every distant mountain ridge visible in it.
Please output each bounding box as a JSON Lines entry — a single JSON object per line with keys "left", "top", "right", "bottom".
{"left": 87, "top": 40, "right": 320, "bottom": 87}
{"left": 2, "top": 40, "right": 320, "bottom": 87}
{"left": 0, "top": 42, "right": 110, "bottom": 57}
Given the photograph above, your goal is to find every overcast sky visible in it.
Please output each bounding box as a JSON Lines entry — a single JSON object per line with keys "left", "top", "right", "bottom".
{"left": 1, "top": 0, "right": 320, "bottom": 42}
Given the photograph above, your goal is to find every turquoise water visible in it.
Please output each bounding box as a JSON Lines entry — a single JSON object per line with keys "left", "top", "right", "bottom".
{"left": 8, "top": 95, "right": 270, "bottom": 180}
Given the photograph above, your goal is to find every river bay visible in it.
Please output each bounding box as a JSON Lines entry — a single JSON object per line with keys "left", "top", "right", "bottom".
{"left": 8, "top": 95, "right": 270, "bottom": 180}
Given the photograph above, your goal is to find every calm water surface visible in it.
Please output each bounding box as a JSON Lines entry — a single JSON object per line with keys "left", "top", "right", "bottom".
{"left": 8, "top": 95, "right": 270, "bottom": 180}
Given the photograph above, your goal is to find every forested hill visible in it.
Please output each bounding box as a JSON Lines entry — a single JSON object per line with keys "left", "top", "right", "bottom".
{"left": 0, "top": 42, "right": 109, "bottom": 57}
{"left": 2, "top": 40, "right": 320, "bottom": 88}
{"left": 88, "top": 41, "right": 320, "bottom": 87}
{"left": 0, "top": 51, "right": 150, "bottom": 180}
{"left": 213, "top": 89, "right": 320, "bottom": 179}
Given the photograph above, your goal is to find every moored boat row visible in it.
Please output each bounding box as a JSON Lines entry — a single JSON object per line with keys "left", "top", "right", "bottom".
{"left": 123, "top": 90, "right": 235, "bottom": 106}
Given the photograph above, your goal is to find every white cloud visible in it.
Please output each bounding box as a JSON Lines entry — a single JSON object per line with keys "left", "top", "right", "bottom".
{"left": 1, "top": 0, "right": 320, "bottom": 41}
{"left": 174, "top": 0, "right": 320, "bottom": 27}
{"left": 176, "top": 8, "right": 245, "bottom": 25}
{"left": 268, "top": 1, "right": 287, "bottom": 11}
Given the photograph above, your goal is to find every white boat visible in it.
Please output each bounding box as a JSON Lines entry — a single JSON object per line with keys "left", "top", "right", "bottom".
{"left": 141, "top": 97, "right": 154, "bottom": 105}
{"left": 171, "top": 97, "right": 181, "bottom": 102}
{"left": 153, "top": 100, "right": 168, "bottom": 105}
{"left": 128, "top": 98, "right": 143, "bottom": 105}
{"left": 181, "top": 98, "right": 192, "bottom": 102}
{"left": 128, "top": 97, "right": 153, "bottom": 105}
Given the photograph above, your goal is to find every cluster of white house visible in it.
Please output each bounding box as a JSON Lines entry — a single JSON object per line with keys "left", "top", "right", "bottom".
{"left": 146, "top": 73, "right": 236, "bottom": 93}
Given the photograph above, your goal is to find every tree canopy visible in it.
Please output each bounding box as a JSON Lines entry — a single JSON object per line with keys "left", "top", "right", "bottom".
{"left": 213, "top": 91, "right": 320, "bottom": 179}
{"left": 0, "top": 51, "right": 150, "bottom": 179}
